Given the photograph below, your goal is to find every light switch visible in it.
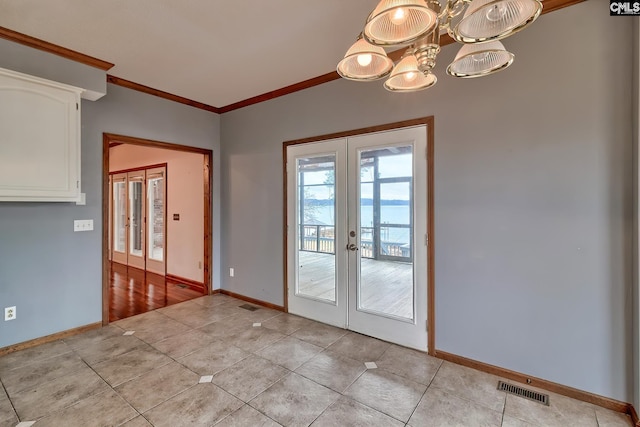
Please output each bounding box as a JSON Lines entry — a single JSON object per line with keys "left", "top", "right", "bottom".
{"left": 74, "top": 219, "right": 94, "bottom": 232}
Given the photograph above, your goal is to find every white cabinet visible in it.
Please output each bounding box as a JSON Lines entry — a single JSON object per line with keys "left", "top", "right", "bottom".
{"left": 0, "top": 67, "right": 82, "bottom": 202}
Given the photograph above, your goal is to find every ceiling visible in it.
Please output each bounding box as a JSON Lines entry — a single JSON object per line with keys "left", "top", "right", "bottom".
{"left": 0, "top": 0, "right": 579, "bottom": 110}
{"left": 0, "top": 0, "right": 381, "bottom": 108}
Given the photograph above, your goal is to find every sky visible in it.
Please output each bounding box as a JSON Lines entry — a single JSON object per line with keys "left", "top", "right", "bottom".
{"left": 300, "top": 152, "right": 413, "bottom": 201}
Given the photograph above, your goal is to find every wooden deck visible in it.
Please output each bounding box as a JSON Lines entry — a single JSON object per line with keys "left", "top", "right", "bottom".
{"left": 297, "top": 251, "right": 413, "bottom": 319}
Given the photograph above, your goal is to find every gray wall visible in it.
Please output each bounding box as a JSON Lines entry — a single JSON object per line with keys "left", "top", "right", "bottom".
{"left": 0, "top": 50, "right": 221, "bottom": 347}
{"left": 220, "top": 1, "right": 633, "bottom": 402}
{"left": 0, "top": 38, "right": 106, "bottom": 99}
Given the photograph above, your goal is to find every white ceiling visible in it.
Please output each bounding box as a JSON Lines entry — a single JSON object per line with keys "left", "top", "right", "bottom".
{"left": 0, "top": 0, "right": 379, "bottom": 107}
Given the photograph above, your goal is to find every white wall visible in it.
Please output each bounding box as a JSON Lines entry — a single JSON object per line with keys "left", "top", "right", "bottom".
{"left": 220, "top": 1, "right": 633, "bottom": 402}
{"left": 110, "top": 144, "right": 205, "bottom": 283}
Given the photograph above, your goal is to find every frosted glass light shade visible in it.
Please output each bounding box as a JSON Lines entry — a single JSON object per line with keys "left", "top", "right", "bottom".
{"left": 337, "top": 38, "right": 394, "bottom": 81}
{"left": 453, "top": 0, "right": 542, "bottom": 43}
{"left": 446, "top": 41, "right": 514, "bottom": 78}
{"left": 364, "top": 0, "right": 438, "bottom": 46}
{"left": 384, "top": 54, "right": 437, "bottom": 92}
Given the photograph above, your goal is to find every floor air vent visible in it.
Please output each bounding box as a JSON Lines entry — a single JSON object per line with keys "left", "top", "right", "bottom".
{"left": 175, "top": 284, "right": 188, "bottom": 289}
{"left": 497, "top": 381, "right": 549, "bottom": 406}
{"left": 239, "top": 304, "right": 259, "bottom": 312}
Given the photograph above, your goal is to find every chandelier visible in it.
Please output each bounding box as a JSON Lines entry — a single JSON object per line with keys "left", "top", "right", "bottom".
{"left": 337, "top": 0, "right": 543, "bottom": 92}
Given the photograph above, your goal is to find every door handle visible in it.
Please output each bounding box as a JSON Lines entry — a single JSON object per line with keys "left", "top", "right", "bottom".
{"left": 346, "top": 243, "right": 359, "bottom": 251}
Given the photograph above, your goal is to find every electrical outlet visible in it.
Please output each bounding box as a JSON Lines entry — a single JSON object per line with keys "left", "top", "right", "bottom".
{"left": 4, "top": 306, "right": 16, "bottom": 321}
{"left": 198, "top": 261, "right": 202, "bottom": 269}
{"left": 229, "top": 268, "right": 234, "bottom": 277}
{"left": 73, "top": 219, "right": 94, "bottom": 232}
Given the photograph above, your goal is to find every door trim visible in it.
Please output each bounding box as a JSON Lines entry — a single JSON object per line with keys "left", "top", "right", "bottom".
{"left": 102, "top": 133, "right": 213, "bottom": 325}
{"left": 282, "top": 116, "right": 435, "bottom": 355}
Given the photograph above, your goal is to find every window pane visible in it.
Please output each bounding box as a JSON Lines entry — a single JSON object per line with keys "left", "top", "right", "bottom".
{"left": 113, "top": 182, "right": 126, "bottom": 253}
{"left": 296, "top": 155, "right": 336, "bottom": 303}
{"left": 358, "top": 146, "right": 414, "bottom": 320}
{"left": 380, "top": 182, "right": 410, "bottom": 225}
{"left": 129, "top": 181, "right": 143, "bottom": 257}
{"left": 148, "top": 177, "right": 164, "bottom": 261}
{"left": 378, "top": 153, "right": 412, "bottom": 178}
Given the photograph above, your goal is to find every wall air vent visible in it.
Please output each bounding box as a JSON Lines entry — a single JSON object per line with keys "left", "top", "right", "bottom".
{"left": 497, "top": 381, "right": 549, "bottom": 406}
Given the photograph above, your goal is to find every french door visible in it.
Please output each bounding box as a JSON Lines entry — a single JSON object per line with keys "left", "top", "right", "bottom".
{"left": 145, "top": 167, "right": 166, "bottom": 275}
{"left": 110, "top": 166, "right": 166, "bottom": 275}
{"left": 287, "top": 126, "right": 428, "bottom": 351}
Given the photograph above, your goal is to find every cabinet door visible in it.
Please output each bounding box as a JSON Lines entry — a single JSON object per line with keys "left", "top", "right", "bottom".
{"left": 0, "top": 67, "right": 82, "bottom": 202}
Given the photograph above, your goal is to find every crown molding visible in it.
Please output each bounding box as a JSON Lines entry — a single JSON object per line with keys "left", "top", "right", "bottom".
{"left": 0, "top": 26, "right": 114, "bottom": 71}
{"left": 106, "top": 75, "right": 221, "bottom": 113}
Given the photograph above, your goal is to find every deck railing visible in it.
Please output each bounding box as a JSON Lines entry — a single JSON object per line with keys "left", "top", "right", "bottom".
{"left": 300, "top": 225, "right": 335, "bottom": 253}
{"left": 300, "top": 225, "right": 410, "bottom": 259}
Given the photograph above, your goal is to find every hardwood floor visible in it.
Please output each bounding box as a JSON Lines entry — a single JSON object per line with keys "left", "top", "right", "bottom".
{"left": 298, "top": 251, "right": 413, "bottom": 319}
{"left": 109, "top": 262, "right": 204, "bottom": 321}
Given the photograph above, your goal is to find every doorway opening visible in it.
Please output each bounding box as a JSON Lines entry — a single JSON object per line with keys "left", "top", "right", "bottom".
{"left": 102, "top": 134, "right": 213, "bottom": 324}
{"left": 284, "top": 117, "right": 434, "bottom": 353}
{"left": 110, "top": 164, "right": 167, "bottom": 274}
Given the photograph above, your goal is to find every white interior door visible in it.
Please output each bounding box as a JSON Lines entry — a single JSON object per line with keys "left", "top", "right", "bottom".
{"left": 127, "top": 171, "right": 146, "bottom": 270}
{"left": 146, "top": 167, "right": 166, "bottom": 275}
{"left": 111, "top": 173, "right": 127, "bottom": 265}
{"left": 287, "top": 125, "right": 428, "bottom": 351}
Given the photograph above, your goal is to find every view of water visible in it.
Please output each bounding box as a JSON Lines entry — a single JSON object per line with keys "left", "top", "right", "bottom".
{"left": 305, "top": 205, "right": 411, "bottom": 244}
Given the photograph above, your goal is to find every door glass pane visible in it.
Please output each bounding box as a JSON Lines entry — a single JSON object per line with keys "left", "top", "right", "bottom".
{"left": 360, "top": 182, "right": 374, "bottom": 259}
{"left": 129, "top": 180, "right": 143, "bottom": 257}
{"left": 113, "top": 181, "right": 126, "bottom": 253}
{"left": 297, "top": 155, "right": 336, "bottom": 302}
{"left": 380, "top": 182, "right": 410, "bottom": 224}
{"left": 358, "top": 146, "right": 414, "bottom": 320}
{"left": 148, "top": 177, "right": 164, "bottom": 261}
{"left": 380, "top": 181, "right": 411, "bottom": 258}
{"left": 378, "top": 153, "right": 412, "bottom": 178}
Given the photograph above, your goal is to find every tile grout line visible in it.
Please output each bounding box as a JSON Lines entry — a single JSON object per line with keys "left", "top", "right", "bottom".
{"left": 295, "top": 340, "right": 422, "bottom": 425}
{"left": 404, "top": 357, "right": 444, "bottom": 424}
{"left": 128, "top": 382, "right": 201, "bottom": 421}
{"left": 243, "top": 400, "right": 284, "bottom": 426}
{"left": 306, "top": 392, "right": 341, "bottom": 426}
{"left": 109, "top": 310, "right": 237, "bottom": 420}
{"left": 0, "top": 344, "right": 75, "bottom": 375}
{"left": 3, "top": 341, "right": 106, "bottom": 423}
{"left": 0, "top": 376, "right": 19, "bottom": 423}
{"left": 77, "top": 347, "right": 145, "bottom": 422}
{"left": 1, "top": 345, "right": 86, "bottom": 396}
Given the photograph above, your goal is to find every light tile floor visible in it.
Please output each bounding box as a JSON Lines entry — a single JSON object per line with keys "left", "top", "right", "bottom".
{"left": 0, "top": 294, "right": 634, "bottom": 427}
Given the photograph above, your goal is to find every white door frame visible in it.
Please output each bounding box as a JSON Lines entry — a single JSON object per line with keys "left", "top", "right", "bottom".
{"left": 284, "top": 118, "right": 435, "bottom": 353}
{"left": 346, "top": 127, "right": 428, "bottom": 350}
{"left": 286, "top": 139, "right": 348, "bottom": 328}
{"left": 111, "top": 173, "right": 128, "bottom": 265}
{"left": 126, "top": 170, "right": 146, "bottom": 270}
{"left": 145, "top": 166, "right": 167, "bottom": 276}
